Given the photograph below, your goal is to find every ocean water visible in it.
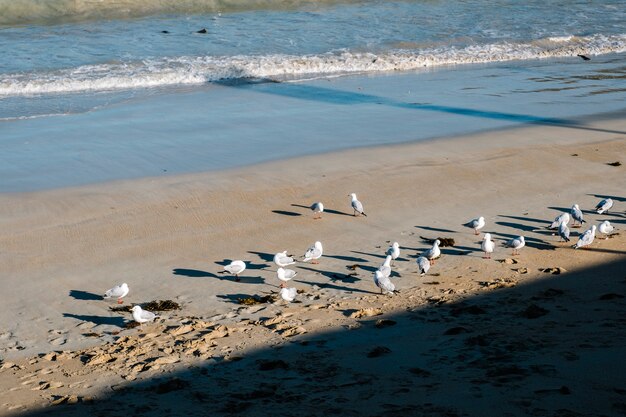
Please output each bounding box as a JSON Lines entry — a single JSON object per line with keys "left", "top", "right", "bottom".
{"left": 1, "top": 0, "right": 625, "bottom": 192}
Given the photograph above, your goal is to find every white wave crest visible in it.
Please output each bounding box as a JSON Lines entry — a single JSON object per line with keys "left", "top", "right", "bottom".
{"left": 1, "top": 34, "right": 625, "bottom": 97}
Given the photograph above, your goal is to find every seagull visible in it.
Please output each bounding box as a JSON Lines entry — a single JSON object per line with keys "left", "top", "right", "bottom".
{"left": 349, "top": 193, "right": 367, "bottom": 217}
{"left": 598, "top": 220, "right": 614, "bottom": 239}
{"left": 549, "top": 212, "right": 570, "bottom": 229}
{"left": 570, "top": 204, "right": 584, "bottom": 227}
{"left": 310, "top": 202, "right": 324, "bottom": 219}
{"left": 378, "top": 255, "right": 392, "bottom": 279}
{"left": 464, "top": 216, "right": 485, "bottom": 235}
{"left": 277, "top": 267, "right": 297, "bottom": 288}
{"left": 374, "top": 270, "right": 396, "bottom": 295}
{"left": 423, "top": 239, "right": 441, "bottom": 265}
{"left": 303, "top": 241, "right": 323, "bottom": 264}
{"left": 131, "top": 305, "right": 158, "bottom": 324}
{"left": 280, "top": 287, "right": 297, "bottom": 303}
{"left": 504, "top": 236, "right": 525, "bottom": 255}
{"left": 386, "top": 242, "right": 400, "bottom": 265}
{"left": 416, "top": 256, "right": 430, "bottom": 276}
{"left": 595, "top": 198, "right": 613, "bottom": 214}
{"left": 273, "top": 251, "right": 296, "bottom": 268}
{"left": 221, "top": 260, "right": 246, "bottom": 282}
{"left": 558, "top": 221, "right": 570, "bottom": 242}
{"left": 103, "top": 282, "right": 129, "bottom": 304}
{"left": 574, "top": 225, "right": 596, "bottom": 249}
{"left": 481, "top": 233, "right": 495, "bottom": 259}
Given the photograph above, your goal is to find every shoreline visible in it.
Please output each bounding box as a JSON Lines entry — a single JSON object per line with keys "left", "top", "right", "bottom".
{"left": 0, "top": 115, "right": 624, "bottom": 415}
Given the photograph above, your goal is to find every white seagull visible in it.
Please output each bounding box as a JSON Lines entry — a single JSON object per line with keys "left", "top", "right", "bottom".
{"left": 310, "top": 202, "right": 324, "bottom": 219}
{"left": 598, "top": 220, "right": 614, "bottom": 239}
{"left": 423, "top": 239, "right": 441, "bottom": 265}
{"left": 416, "top": 256, "right": 430, "bottom": 276}
{"left": 131, "top": 305, "right": 158, "bottom": 324}
{"left": 481, "top": 233, "right": 495, "bottom": 259}
{"left": 549, "top": 212, "right": 570, "bottom": 229}
{"left": 280, "top": 287, "right": 297, "bottom": 303}
{"left": 222, "top": 260, "right": 246, "bottom": 282}
{"left": 273, "top": 251, "right": 296, "bottom": 268}
{"left": 570, "top": 204, "right": 584, "bottom": 227}
{"left": 303, "top": 241, "right": 323, "bottom": 264}
{"left": 277, "top": 267, "right": 297, "bottom": 288}
{"left": 464, "top": 216, "right": 485, "bottom": 235}
{"left": 386, "top": 242, "right": 400, "bottom": 265}
{"left": 595, "top": 198, "right": 613, "bottom": 214}
{"left": 349, "top": 193, "right": 367, "bottom": 217}
{"left": 103, "top": 282, "right": 129, "bottom": 304}
{"left": 378, "top": 255, "right": 392, "bottom": 279}
{"left": 504, "top": 236, "right": 525, "bottom": 255}
{"left": 374, "top": 270, "right": 395, "bottom": 295}
{"left": 558, "top": 222, "right": 571, "bottom": 242}
{"left": 574, "top": 225, "right": 596, "bottom": 249}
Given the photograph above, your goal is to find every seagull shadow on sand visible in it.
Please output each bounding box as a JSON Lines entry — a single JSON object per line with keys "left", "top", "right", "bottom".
{"left": 215, "top": 260, "right": 270, "bottom": 270}
{"left": 297, "top": 265, "right": 366, "bottom": 287}
{"left": 415, "top": 225, "right": 458, "bottom": 233}
{"left": 69, "top": 290, "right": 102, "bottom": 301}
{"left": 172, "top": 268, "right": 219, "bottom": 278}
{"left": 63, "top": 313, "right": 126, "bottom": 328}
{"left": 291, "top": 204, "right": 352, "bottom": 217}
{"left": 491, "top": 232, "right": 555, "bottom": 251}
{"left": 586, "top": 193, "right": 626, "bottom": 203}
{"left": 495, "top": 221, "right": 542, "bottom": 233}
{"left": 324, "top": 254, "right": 369, "bottom": 263}
{"left": 272, "top": 210, "right": 302, "bottom": 217}
{"left": 350, "top": 250, "right": 387, "bottom": 260}
{"left": 498, "top": 214, "right": 548, "bottom": 225}
{"left": 547, "top": 206, "right": 595, "bottom": 215}
{"left": 248, "top": 251, "right": 278, "bottom": 263}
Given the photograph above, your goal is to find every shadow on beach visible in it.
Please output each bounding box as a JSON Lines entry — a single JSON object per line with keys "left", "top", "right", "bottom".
{"left": 27, "top": 257, "right": 626, "bottom": 417}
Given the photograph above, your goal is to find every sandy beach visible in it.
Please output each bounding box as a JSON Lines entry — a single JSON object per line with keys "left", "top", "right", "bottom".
{"left": 1, "top": 115, "right": 625, "bottom": 416}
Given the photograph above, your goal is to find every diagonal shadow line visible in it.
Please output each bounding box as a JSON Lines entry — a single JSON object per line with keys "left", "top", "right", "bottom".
{"left": 218, "top": 79, "right": 626, "bottom": 135}
{"left": 22, "top": 257, "right": 626, "bottom": 417}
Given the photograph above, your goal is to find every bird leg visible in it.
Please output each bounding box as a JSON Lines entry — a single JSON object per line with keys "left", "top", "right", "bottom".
{"left": 117, "top": 298, "right": 123, "bottom": 304}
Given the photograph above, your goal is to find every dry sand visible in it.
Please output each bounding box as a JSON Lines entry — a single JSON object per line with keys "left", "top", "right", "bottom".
{"left": 0, "top": 115, "right": 625, "bottom": 416}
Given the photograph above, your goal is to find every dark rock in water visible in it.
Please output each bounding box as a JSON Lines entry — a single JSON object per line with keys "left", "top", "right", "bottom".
{"left": 577, "top": 54, "right": 591, "bottom": 61}
{"left": 599, "top": 293, "right": 625, "bottom": 300}
{"left": 161, "top": 30, "right": 169, "bottom": 34}
{"left": 197, "top": 28, "right": 208, "bottom": 34}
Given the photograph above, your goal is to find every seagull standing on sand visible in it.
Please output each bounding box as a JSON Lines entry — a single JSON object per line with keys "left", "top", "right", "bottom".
{"left": 310, "top": 202, "right": 324, "bottom": 219}
{"left": 374, "top": 270, "right": 396, "bottom": 295}
{"left": 549, "top": 212, "right": 570, "bottom": 229}
{"left": 131, "top": 305, "right": 158, "bottom": 324}
{"left": 595, "top": 198, "right": 613, "bottom": 214}
{"left": 424, "top": 239, "right": 441, "bottom": 265}
{"left": 558, "top": 221, "right": 571, "bottom": 242}
{"left": 378, "top": 255, "right": 393, "bottom": 278}
{"left": 504, "top": 236, "right": 525, "bottom": 255}
{"left": 103, "top": 282, "right": 129, "bottom": 304}
{"left": 570, "top": 204, "right": 584, "bottom": 227}
{"left": 277, "top": 267, "right": 297, "bottom": 288}
{"left": 416, "top": 256, "right": 430, "bottom": 276}
{"left": 273, "top": 251, "right": 296, "bottom": 268}
{"left": 481, "top": 233, "right": 495, "bottom": 259}
{"left": 464, "top": 216, "right": 485, "bottom": 235}
{"left": 386, "top": 242, "right": 400, "bottom": 265}
{"left": 280, "top": 287, "right": 297, "bottom": 303}
{"left": 303, "top": 241, "right": 323, "bottom": 264}
{"left": 221, "top": 260, "right": 246, "bottom": 282}
{"left": 598, "top": 220, "right": 614, "bottom": 239}
{"left": 574, "top": 225, "right": 596, "bottom": 249}
{"left": 349, "top": 193, "right": 367, "bottom": 217}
